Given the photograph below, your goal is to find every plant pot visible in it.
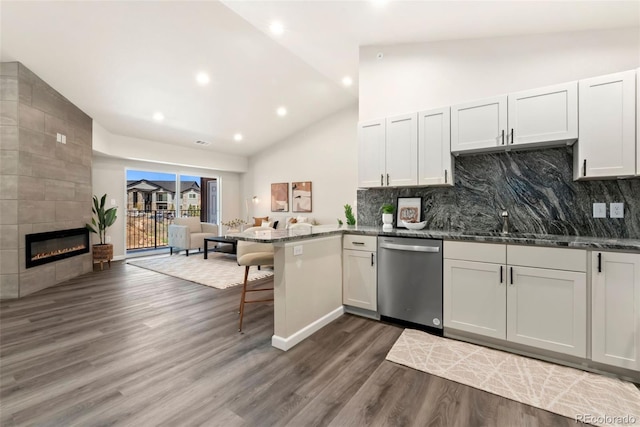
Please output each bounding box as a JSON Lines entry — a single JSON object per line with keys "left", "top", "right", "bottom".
{"left": 382, "top": 213, "right": 393, "bottom": 231}
{"left": 92, "top": 243, "right": 113, "bottom": 271}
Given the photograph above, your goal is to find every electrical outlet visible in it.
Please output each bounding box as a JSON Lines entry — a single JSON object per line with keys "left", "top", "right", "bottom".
{"left": 106, "top": 235, "right": 111, "bottom": 243}
{"left": 56, "top": 133, "right": 62, "bottom": 142}
{"left": 293, "top": 245, "right": 303, "bottom": 256}
{"left": 610, "top": 203, "right": 624, "bottom": 218}
{"left": 593, "top": 203, "right": 606, "bottom": 218}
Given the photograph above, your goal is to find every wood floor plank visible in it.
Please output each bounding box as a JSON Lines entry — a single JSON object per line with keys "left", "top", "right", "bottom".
{"left": 0, "top": 261, "right": 588, "bottom": 426}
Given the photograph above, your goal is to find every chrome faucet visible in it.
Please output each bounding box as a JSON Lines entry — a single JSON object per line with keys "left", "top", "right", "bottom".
{"left": 501, "top": 210, "right": 509, "bottom": 234}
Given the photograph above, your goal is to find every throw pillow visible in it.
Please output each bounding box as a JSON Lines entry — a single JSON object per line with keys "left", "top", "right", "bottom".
{"left": 253, "top": 216, "right": 269, "bottom": 226}
{"left": 261, "top": 220, "right": 272, "bottom": 227}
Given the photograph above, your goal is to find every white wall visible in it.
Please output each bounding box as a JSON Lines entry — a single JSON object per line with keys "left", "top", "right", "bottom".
{"left": 243, "top": 105, "right": 358, "bottom": 226}
{"left": 93, "top": 121, "right": 248, "bottom": 173}
{"left": 92, "top": 122, "right": 243, "bottom": 259}
{"left": 360, "top": 28, "right": 640, "bottom": 120}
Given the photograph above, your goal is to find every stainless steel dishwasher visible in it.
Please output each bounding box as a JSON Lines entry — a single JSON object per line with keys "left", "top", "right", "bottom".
{"left": 377, "top": 236, "right": 443, "bottom": 330}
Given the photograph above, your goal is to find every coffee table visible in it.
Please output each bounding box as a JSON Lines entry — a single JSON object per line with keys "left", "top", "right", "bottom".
{"left": 204, "top": 236, "right": 238, "bottom": 258}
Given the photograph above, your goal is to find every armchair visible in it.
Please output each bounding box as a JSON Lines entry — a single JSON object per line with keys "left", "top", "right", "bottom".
{"left": 168, "top": 217, "right": 218, "bottom": 256}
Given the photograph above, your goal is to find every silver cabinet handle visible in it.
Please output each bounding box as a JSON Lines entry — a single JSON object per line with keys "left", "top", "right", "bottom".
{"left": 379, "top": 242, "right": 440, "bottom": 253}
{"left": 511, "top": 128, "right": 514, "bottom": 144}
{"left": 371, "top": 253, "right": 374, "bottom": 266}
{"left": 501, "top": 129, "right": 505, "bottom": 145}
{"left": 444, "top": 169, "right": 448, "bottom": 183}
{"left": 351, "top": 242, "right": 365, "bottom": 246}
{"left": 386, "top": 174, "right": 389, "bottom": 186}
{"left": 380, "top": 174, "right": 384, "bottom": 186}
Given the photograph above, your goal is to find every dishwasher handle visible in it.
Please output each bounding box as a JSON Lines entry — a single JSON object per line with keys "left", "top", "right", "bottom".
{"left": 379, "top": 242, "right": 440, "bottom": 253}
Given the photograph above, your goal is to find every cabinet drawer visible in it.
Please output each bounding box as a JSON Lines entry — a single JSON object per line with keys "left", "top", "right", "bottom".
{"left": 507, "top": 245, "right": 586, "bottom": 272}
{"left": 444, "top": 241, "right": 506, "bottom": 264}
{"left": 343, "top": 235, "right": 377, "bottom": 251}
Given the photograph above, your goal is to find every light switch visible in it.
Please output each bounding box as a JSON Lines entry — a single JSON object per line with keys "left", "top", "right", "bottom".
{"left": 610, "top": 203, "right": 624, "bottom": 218}
{"left": 61, "top": 134, "right": 66, "bottom": 144}
{"left": 593, "top": 203, "right": 606, "bottom": 218}
{"left": 110, "top": 198, "right": 116, "bottom": 206}
{"left": 293, "top": 245, "right": 303, "bottom": 256}
{"left": 56, "top": 133, "right": 62, "bottom": 142}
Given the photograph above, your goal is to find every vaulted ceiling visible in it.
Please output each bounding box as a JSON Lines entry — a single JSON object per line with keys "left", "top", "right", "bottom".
{"left": 1, "top": 1, "right": 637, "bottom": 157}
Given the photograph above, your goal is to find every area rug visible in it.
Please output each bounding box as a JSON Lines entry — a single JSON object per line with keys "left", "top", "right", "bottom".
{"left": 127, "top": 253, "right": 273, "bottom": 289}
{"left": 386, "top": 329, "right": 640, "bottom": 426}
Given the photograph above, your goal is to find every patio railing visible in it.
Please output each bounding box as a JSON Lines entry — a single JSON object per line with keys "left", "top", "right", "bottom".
{"left": 126, "top": 209, "right": 201, "bottom": 251}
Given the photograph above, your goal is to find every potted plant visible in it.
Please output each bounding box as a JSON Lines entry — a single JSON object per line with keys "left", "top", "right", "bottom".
{"left": 86, "top": 194, "right": 117, "bottom": 270}
{"left": 381, "top": 203, "right": 395, "bottom": 230}
{"left": 344, "top": 204, "right": 356, "bottom": 226}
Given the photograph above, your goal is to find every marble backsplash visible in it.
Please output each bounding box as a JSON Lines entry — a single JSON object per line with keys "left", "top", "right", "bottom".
{"left": 357, "top": 147, "right": 640, "bottom": 239}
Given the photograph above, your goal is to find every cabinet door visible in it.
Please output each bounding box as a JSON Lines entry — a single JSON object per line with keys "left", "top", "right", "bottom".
{"left": 637, "top": 68, "right": 639, "bottom": 176}
{"left": 444, "top": 259, "right": 506, "bottom": 339}
{"left": 451, "top": 95, "right": 507, "bottom": 153}
{"left": 592, "top": 251, "right": 640, "bottom": 371}
{"left": 575, "top": 70, "right": 636, "bottom": 179}
{"left": 508, "top": 82, "right": 577, "bottom": 147}
{"left": 357, "top": 119, "right": 385, "bottom": 188}
{"left": 343, "top": 249, "right": 377, "bottom": 311}
{"left": 386, "top": 113, "right": 418, "bottom": 186}
{"left": 507, "top": 266, "right": 586, "bottom": 358}
{"left": 418, "top": 107, "right": 453, "bottom": 186}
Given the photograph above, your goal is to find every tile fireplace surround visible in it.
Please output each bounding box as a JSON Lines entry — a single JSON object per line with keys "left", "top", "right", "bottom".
{"left": 0, "top": 62, "right": 93, "bottom": 299}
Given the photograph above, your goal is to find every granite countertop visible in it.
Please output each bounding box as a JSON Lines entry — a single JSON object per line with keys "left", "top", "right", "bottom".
{"left": 229, "top": 225, "right": 640, "bottom": 252}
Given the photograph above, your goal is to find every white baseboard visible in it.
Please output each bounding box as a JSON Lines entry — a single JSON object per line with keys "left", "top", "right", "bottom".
{"left": 272, "top": 306, "right": 345, "bottom": 351}
{"left": 113, "top": 255, "right": 126, "bottom": 261}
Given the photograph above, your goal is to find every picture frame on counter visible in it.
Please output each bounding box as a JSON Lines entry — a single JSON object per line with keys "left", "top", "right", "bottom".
{"left": 396, "top": 197, "right": 422, "bottom": 227}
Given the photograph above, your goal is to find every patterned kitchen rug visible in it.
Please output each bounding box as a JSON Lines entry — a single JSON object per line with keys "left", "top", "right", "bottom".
{"left": 386, "top": 329, "right": 640, "bottom": 427}
{"left": 127, "top": 253, "right": 273, "bottom": 290}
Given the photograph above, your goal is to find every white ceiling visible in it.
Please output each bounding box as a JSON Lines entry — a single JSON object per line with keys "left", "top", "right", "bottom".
{"left": 2, "top": 1, "right": 638, "bottom": 158}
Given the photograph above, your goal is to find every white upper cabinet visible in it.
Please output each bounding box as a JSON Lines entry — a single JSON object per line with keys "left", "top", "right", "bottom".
{"left": 418, "top": 107, "right": 453, "bottom": 186}
{"left": 451, "top": 96, "right": 507, "bottom": 153}
{"left": 452, "top": 83, "right": 578, "bottom": 155}
{"left": 386, "top": 113, "right": 418, "bottom": 187}
{"left": 357, "top": 114, "right": 418, "bottom": 188}
{"left": 574, "top": 70, "right": 637, "bottom": 180}
{"left": 508, "top": 82, "right": 578, "bottom": 148}
{"left": 357, "top": 119, "right": 386, "bottom": 188}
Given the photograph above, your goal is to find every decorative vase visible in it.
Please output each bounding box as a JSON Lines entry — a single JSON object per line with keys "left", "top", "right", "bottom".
{"left": 382, "top": 213, "right": 393, "bottom": 231}
{"left": 92, "top": 243, "right": 113, "bottom": 271}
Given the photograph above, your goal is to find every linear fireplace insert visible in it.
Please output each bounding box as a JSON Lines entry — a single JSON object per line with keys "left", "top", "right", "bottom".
{"left": 25, "top": 228, "right": 90, "bottom": 269}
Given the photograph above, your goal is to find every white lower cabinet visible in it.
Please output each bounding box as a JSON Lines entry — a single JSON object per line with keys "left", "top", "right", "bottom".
{"left": 444, "top": 242, "right": 587, "bottom": 358}
{"left": 592, "top": 251, "right": 640, "bottom": 371}
{"left": 444, "top": 259, "right": 506, "bottom": 339}
{"left": 342, "top": 235, "right": 377, "bottom": 311}
{"left": 507, "top": 266, "right": 586, "bottom": 358}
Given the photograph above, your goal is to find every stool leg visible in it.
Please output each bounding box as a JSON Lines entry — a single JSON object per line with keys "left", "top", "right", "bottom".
{"left": 238, "top": 266, "right": 250, "bottom": 332}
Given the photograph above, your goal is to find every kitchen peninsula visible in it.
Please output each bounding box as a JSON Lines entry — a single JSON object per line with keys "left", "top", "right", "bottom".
{"left": 232, "top": 225, "right": 640, "bottom": 358}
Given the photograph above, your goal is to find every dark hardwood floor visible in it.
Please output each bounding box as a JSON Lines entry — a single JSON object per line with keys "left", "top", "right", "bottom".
{"left": 0, "top": 261, "right": 582, "bottom": 426}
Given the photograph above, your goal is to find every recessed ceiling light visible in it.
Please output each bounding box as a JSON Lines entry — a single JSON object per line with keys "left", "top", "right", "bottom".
{"left": 342, "top": 76, "right": 353, "bottom": 87}
{"left": 153, "top": 112, "right": 164, "bottom": 122}
{"left": 194, "top": 140, "right": 210, "bottom": 146}
{"left": 276, "top": 107, "right": 287, "bottom": 117}
{"left": 269, "top": 21, "right": 284, "bottom": 36}
{"left": 233, "top": 133, "right": 243, "bottom": 142}
{"left": 196, "top": 72, "right": 210, "bottom": 85}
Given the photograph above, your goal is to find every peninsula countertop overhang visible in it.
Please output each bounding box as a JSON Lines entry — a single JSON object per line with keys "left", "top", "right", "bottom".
{"left": 228, "top": 225, "right": 640, "bottom": 252}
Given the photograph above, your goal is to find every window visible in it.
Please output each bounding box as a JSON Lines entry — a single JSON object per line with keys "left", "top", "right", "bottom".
{"left": 188, "top": 193, "right": 197, "bottom": 199}
{"left": 157, "top": 193, "right": 168, "bottom": 202}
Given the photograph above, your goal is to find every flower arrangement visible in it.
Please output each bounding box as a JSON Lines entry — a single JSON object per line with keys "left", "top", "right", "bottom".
{"left": 222, "top": 218, "right": 247, "bottom": 229}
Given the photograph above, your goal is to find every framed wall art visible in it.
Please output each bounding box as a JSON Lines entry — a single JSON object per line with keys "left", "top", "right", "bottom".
{"left": 396, "top": 196, "right": 422, "bottom": 227}
{"left": 271, "top": 182, "right": 289, "bottom": 212}
{"left": 292, "top": 181, "right": 312, "bottom": 213}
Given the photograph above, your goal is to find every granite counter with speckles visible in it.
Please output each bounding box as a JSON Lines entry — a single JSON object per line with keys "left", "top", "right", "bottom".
{"left": 230, "top": 225, "right": 640, "bottom": 252}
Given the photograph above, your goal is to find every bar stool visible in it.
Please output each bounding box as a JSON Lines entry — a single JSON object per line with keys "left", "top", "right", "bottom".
{"left": 236, "top": 226, "right": 274, "bottom": 332}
